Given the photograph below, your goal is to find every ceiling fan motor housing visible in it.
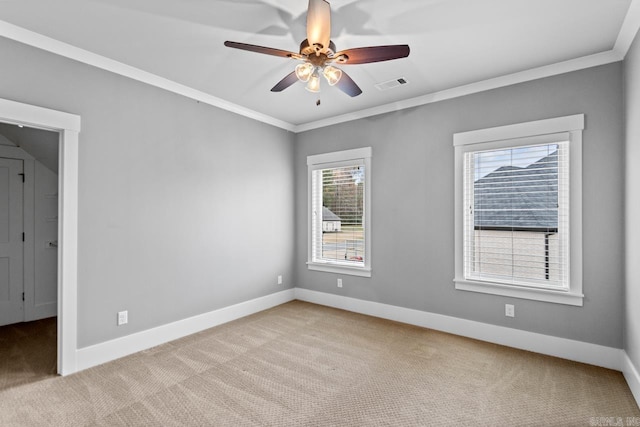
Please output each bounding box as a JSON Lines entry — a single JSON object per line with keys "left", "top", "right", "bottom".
{"left": 300, "top": 39, "right": 336, "bottom": 57}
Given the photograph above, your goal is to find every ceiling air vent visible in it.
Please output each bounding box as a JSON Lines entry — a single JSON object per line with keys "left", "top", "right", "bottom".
{"left": 375, "top": 78, "right": 408, "bottom": 91}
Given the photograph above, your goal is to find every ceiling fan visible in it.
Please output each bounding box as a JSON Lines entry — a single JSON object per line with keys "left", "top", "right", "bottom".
{"left": 224, "top": 0, "right": 410, "bottom": 98}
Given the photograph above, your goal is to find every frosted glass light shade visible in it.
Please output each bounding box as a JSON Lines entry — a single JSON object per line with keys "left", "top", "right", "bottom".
{"left": 323, "top": 65, "right": 342, "bottom": 86}
{"left": 306, "top": 73, "right": 321, "bottom": 92}
{"left": 295, "top": 63, "right": 314, "bottom": 82}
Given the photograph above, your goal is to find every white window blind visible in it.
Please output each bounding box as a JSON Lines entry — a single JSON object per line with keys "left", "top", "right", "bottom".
{"left": 311, "top": 163, "right": 366, "bottom": 266}
{"left": 463, "top": 141, "right": 570, "bottom": 290}
{"left": 307, "top": 147, "right": 371, "bottom": 277}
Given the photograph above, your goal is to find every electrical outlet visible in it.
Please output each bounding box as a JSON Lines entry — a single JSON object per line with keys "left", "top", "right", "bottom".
{"left": 117, "top": 310, "right": 128, "bottom": 326}
{"left": 505, "top": 304, "right": 515, "bottom": 318}
{"left": 277, "top": 275, "right": 283, "bottom": 285}
{"left": 337, "top": 278, "right": 343, "bottom": 288}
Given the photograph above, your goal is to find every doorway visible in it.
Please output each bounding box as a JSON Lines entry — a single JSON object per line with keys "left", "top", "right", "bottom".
{"left": 0, "top": 123, "right": 60, "bottom": 327}
{"left": 0, "top": 123, "right": 60, "bottom": 385}
{"left": 0, "top": 97, "right": 80, "bottom": 376}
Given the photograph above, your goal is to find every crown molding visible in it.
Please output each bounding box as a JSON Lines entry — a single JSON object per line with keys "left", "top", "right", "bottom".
{"left": 294, "top": 50, "right": 622, "bottom": 133}
{"left": 297, "top": 0, "right": 639, "bottom": 133}
{"left": 614, "top": 0, "right": 640, "bottom": 57}
{"left": 0, "top": 20, "right": 296, "bottom": 132}
{"left": 2, "top": 0, "right": 639, "bottom": 136}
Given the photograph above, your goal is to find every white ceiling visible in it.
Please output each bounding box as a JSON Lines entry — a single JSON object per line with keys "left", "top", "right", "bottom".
{"left": 1, "top": 0, "right": 639, "bottom": 132}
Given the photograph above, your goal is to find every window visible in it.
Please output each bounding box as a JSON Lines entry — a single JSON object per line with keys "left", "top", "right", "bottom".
{"left": 454, "top": 115, "right": 584, "bottom": 306}
{"left": 307, "top": 147, "right": 372, "bottom": 277}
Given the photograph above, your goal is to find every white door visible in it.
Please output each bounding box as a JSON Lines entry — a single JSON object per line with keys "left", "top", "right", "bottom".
{"left": 0, "top": 158, "right": 24, "bottom": 327}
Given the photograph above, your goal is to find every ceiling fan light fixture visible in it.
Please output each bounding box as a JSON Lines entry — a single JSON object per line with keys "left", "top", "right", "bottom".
{"left": 224, "top": 0, "right": 410, "bottom": 98}
{"left": 295, "top": 62, "right": 314, "bottom": 82}
{"left": 323, "top": 65, "right": 342, "bottom": 86}
{"left": 306, "top": 70, "right": 321, "bottom": 93}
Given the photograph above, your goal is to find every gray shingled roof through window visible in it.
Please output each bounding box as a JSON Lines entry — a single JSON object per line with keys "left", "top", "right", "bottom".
{"left": 474, "top": 150, "right": 558, "bottom": 230}
{"left": 322, "top": 207, "right": 342, "bottom": 221}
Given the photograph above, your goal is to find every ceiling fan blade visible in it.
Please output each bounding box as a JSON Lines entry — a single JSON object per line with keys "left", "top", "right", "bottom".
{"left": 224, "top": 41, "right": 300, "bottom": 59}
{"left": 335, "top": 70, "right": 362, "bottom": 97}
{"left": 306, "top": 0, "right": 331, "bottom": 52}
{"left": 271, "top": 71, "right": 299, "bottom": 92}
{"left": 334, "top": 45, "right": 410, "bottom": 65}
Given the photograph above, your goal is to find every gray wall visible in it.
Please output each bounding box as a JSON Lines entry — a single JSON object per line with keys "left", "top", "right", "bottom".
{"left": 295, "top": 63, "right": 625, "bottom": 348}
{"left": 0, "top": 34, "right": 628, "bottom": 352}
{"left": 0, "top": 37, "right": 296, "bottom": 348}
{"left": 625, "top": 32, "right": 640, "bottom": 368}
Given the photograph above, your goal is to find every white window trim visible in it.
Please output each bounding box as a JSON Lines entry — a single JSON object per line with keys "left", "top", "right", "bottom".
{"left": 307, "top": 147, "right": 372, "bottom": 278}
{"left": 453, "top": 115, "right": 584, "bottom": 306}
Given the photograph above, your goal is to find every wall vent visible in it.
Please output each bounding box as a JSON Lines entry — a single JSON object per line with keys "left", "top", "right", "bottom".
{"left": 375, "top": 78, "right": 408, "bottom": 91}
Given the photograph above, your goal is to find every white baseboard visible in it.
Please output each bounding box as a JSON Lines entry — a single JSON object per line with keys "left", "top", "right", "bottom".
{"left": 72, "top": 286, "right": 625, "bottom": 377}
{"left": 294, "top": 288, "right": 622, "bottom": 371}
{"left": 75, "top": 289, "right": 296, "bottom": 372}
{"left": 72, "top": 286, "right": 637, "bottom": 408}
{"left": 29, "top": 302, "right": 57, "bottom": 322}
{"left": 623, "top": 352, "right": 640, "bottom": 407}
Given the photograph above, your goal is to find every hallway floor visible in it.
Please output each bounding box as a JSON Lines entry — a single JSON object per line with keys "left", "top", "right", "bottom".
{"left": 0, "top": 317, "right": 56, "bottom": 391}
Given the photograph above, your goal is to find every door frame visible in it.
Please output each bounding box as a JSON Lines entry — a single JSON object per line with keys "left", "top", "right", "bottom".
{"left": 0, "top": 98, "right": 79, "bottom": 376}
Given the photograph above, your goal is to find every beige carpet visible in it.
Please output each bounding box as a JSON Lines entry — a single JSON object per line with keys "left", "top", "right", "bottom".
{"left": 0, "top": 301, "right": 638, "bottom": 426}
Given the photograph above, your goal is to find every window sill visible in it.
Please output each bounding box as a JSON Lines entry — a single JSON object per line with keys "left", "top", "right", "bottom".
{"left": 307, "top": 262, "right": 371, "bottom": 278}
{"left": 454, "top": 278, "right": 583, "bottom": 306}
